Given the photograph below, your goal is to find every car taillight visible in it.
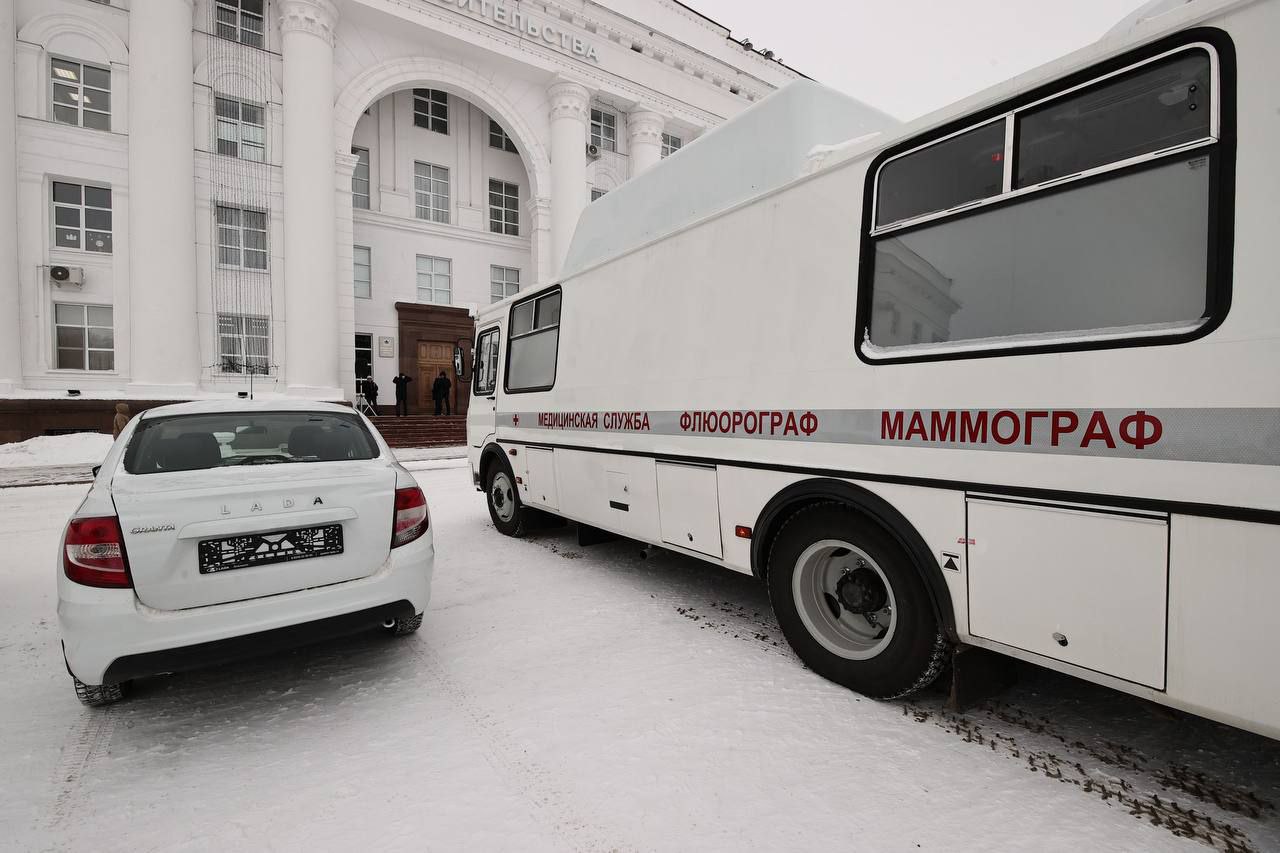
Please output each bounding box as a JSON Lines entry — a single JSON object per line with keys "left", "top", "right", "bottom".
{"left": 63, "top": 516, "right": 132, "bottom": 588}
{"left": 392, "top": 486, "right": 429, "bottom": 548}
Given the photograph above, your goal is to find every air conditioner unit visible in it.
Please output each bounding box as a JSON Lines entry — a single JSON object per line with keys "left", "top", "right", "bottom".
{"left": 49, "top": 265, "right": 84, "bottom": 288}
{"left": 586, "top": 143, "right": 601, "bottom": 159}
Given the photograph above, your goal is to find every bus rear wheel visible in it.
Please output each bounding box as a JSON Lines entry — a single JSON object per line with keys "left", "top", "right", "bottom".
{"left": 767, "top": 502, "right": 947, "bottom": 699}
{"left": 485, "top": 459, "right": 528, "bottom": 537}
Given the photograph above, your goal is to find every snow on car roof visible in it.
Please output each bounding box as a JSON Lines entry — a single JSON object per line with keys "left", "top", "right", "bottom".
{"left": 138, "top": 399, "right": 356, "bottom": 419}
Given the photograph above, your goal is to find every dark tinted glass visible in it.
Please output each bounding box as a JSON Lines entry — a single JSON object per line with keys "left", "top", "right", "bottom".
{"left": 1016, "top": 50, "right": 1211, "bottom": 187}
{"left": 876, "top": 121, "right": 1005, "bottom": 227}
{"left": 125, "top": 411, "right": 378, "bottom": 474}
{"left": 867, "top": 156, "right": 1210, "bottom": 351}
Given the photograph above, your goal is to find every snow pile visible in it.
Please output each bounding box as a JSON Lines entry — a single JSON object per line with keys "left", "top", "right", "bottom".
{"left": 0, "top": 432, "right": 113, "bottom": 468}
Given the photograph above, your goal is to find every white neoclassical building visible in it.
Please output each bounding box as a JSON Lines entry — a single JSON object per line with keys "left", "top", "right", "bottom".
{"left": 0, "top": 0, "right": 799, "bottom": 435}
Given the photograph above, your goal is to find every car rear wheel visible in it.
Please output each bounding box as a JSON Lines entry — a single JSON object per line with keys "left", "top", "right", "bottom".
{"left": 485, "top": 459, "right": 528, "bottom": 537}
{"left": 767, "top": 502, "right": 948, "bottom": 700}
{"left": 73, "top": 677, "right": 127, "bottom": 707}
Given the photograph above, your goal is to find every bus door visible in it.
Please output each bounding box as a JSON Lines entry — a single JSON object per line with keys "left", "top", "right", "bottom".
{"left": 468, "top": 325, "right": 501, "bottom": 449}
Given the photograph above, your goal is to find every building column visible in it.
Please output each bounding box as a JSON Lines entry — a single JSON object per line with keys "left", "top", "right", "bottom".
{"left": 334, "top": 150, "right": 359, "bottom": 402}
{"left": 127, "top": 0, "right": 201, "bottom": 393}
{"left": 0, "top": 0, "right": 20, "bottom": 391}
{"left": 627, "top": 107, "right": 664, "bottom": 179}
{"left": 529, "top": 197, "right": 553, "bottom": 287}
{"left": 280, "top": 0, "right": 341, "bottom": 398}
{"left": 547, "top": 78, "right": 590, "bottom": 278}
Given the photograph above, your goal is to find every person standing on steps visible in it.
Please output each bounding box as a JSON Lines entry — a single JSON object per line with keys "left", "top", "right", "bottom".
{"left": 431, "top": 370, "right": 452, "bottom": 416}
{"left": 392, "top": 372, "right": 413, "bottom": 417}
{"left": 363, "top": 375, "right": 379, "bottom": 416}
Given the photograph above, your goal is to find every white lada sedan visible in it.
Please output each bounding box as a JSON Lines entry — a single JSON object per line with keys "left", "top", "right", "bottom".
{"left": 57, "top": 400, "right": 433, "bottom": 706}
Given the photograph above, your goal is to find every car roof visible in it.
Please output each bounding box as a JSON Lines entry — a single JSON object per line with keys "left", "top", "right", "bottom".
{"left": 138, "top": 399, "right": 356, "bottom": 419}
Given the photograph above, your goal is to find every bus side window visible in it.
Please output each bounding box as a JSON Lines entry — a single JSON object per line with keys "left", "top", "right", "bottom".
{"left": 863, "top": 43, "right": 1222, "bottom": 360}
{"left": 506, "top": 289, "right": 561, "bottom": 393}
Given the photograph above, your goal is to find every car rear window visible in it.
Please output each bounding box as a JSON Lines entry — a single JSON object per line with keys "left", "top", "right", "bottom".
{"left": 123, "top": 411, "right": 380, "bottom": 474}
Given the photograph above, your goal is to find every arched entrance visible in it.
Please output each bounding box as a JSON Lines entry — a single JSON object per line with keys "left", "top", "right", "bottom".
{"left": 332, "top": 57, "right": 553, "bottom": 408}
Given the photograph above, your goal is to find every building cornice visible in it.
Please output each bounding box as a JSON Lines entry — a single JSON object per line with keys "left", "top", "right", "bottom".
{"left": 372, "top": 0, "right": 776, "bottom": 124}
{"left": 279, "top": 0, "right": 340, "bottom": 47}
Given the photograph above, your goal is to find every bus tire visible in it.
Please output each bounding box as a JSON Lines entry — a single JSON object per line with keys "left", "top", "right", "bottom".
{"left": 767, "top": 502, "right": 947, "bottom": 699}
{"left": 484, "top": 457, "right": 528, "bottom": 537}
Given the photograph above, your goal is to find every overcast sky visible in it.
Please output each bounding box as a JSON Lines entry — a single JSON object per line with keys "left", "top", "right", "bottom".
{"left": 688, "top": 0, "right": 1152, "bottom": 120}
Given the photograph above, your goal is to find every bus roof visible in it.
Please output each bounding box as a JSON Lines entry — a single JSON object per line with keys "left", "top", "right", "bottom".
{"left": 551, "top": 0, "right": 1251, "bottom": 291}
{"left": 561, "top": 80, "right": 898, "bottom": 281}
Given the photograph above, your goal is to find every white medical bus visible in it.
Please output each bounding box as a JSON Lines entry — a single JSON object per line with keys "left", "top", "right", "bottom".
{"left": 467, "top": 0, "right": 1280, "bottom": 739}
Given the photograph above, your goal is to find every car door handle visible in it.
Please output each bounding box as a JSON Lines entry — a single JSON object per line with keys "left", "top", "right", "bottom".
{"left": 487, "top": 396, "right": 496, "bottom": 401}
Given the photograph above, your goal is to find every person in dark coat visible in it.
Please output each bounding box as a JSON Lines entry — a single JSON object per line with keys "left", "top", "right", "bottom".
{"left": 431, "top": 371, "right": 452, "bottom": 416}
{"left": 362, "top": 376, "right": 379, "bottom": 416}
{"left": 392, "top": 373, "right": 413, "bottom": 417}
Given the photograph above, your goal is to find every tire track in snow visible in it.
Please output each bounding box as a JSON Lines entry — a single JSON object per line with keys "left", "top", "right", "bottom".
{"left": 903, "top": 700, "right": 1271, "bottom": 852}
{"left": 46, "top": 707, "right": 117, "bottom": 831}
{"left": 408, "top": 639, "right": 633, "bottom": 853}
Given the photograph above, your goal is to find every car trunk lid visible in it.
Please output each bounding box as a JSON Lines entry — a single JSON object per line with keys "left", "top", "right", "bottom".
{"left": 112, "top": 461, "right": 395, "bottom": 610}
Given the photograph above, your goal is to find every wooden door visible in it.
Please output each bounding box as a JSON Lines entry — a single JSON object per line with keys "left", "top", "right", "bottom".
{"left": 416, "top": 341, "right": 454, "bottom": 412}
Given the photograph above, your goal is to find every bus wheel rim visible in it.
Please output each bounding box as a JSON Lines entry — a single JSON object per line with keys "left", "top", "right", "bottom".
{"left": 491, "top": 472, "right": 516, "bottom": 523}
{"left": 792, "top": 539, "right": 897, "bottom": 661}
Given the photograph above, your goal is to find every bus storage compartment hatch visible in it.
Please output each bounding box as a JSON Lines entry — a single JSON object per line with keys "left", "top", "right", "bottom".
{"left": 655, "top": 462, "right": 723, "bottom": 559}
{"left": 965, "top": 496, "right": 1168, "bottom": 690}
{"left": 524, "top": 447, "right": 559, "bottom": 511}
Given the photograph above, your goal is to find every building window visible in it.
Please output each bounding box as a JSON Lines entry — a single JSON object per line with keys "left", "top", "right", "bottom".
{"left": 416, "top": 255, "right": 451, "bottom": 304}
{"left": 351, "top": 147, "right": 370, "bottom": 209}
{"left": 355, "top": 333, "right": 372, "bottom": 380}
{"left": 506, "top": 289, "right": 560, "bottom": 392}
{"left": 590, "top": 108, "right": 616, "bottom": 151}
{"left": 353, "top": 245, "right": 371, "bottom": 299}
{"left": 590, "top": 188, "right": 607, "bottom": 202}
{"left": 490, "top": 266, "right": 519, "bottom": 302}
{"left": 54, "top": 303, "right": 114, "bottom": 371}
{"left": 413, "top": 89, "right": 448, "bottom": 134}
{"left": 216, "top": 205, "right": 268, "bottom": 270}
{"left": 661, "top": 133, "right": 682, "bottom": 158}
{"left": 413, "top": 162, "right": 450, "bottom": 224}
{"left": 50, "top": 58, "right": 110, "bottom": 131}
{"left": 488, "top": 179, "right": 519, "bottom": 236}
{"left": 215, "top": 96, "right": 265, "bottom": 162}
{"left": 52, "top": 182, "right": 112, "bottom": 253}
{"left": 864, "top": 43, "right": 1220, "bottom": 359}
{"left": 216, "top": 0, "right": 265, "bottom": 48}
{"left": 489, "top": 120, "right": 517, "bottom": 153}
{"left": 218, "top": 314, "right": 270, "bottom": 374}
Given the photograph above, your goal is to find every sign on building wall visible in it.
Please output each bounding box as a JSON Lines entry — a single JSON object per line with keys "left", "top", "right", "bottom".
{"left": 431, "top": 0, "right": 601, "bottom": 63}
{"left": 379, "top": 336, "right": 395, "bottom": 358}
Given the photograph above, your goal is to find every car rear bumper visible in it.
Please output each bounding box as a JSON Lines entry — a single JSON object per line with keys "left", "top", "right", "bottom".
{"left": 98, "top": 600, "right": 416, "bottom": 684}
{"left": 58, "top": 534, "right": 433, "bottom": 685}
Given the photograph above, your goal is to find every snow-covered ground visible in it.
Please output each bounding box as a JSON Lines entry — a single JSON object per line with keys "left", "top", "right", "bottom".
{"left": 3, "top": 467, "right": 1279, "bottom": 852}
{"left": 0, "top": 432, "right": 113, "bottom": 468}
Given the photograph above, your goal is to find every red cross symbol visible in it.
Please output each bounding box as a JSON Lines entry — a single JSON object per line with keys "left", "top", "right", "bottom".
{"left": 511, "top": 414, "right": 520, "bottom": 426}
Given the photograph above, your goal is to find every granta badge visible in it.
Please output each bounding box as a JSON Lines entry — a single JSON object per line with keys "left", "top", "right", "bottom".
{"left": 130, "top": 523, "right": 176, "bottom": 534}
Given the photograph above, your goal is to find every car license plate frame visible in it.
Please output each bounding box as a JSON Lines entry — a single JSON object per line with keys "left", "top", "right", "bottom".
{"left": 197, "top": 524, "right": 345, "bottom": 574}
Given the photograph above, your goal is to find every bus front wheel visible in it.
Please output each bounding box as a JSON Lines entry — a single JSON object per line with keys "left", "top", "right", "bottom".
{"left": 767, "top": 502, "right": 948, "bottom": 699}
{"left": 485, "top": 459, "right": 528, "bottom": 537}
